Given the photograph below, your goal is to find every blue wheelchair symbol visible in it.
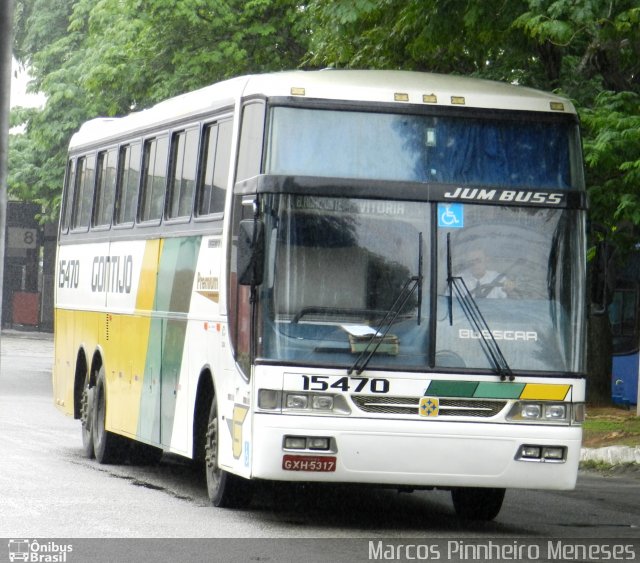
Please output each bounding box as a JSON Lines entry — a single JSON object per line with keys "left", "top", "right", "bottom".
{"left": 438, "top": 203, "right": 464, "bottom": 228}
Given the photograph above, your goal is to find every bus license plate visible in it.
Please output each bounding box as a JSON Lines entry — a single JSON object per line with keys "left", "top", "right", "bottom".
{"left": 282, "top": 455, "right": 337, "bottom": 472}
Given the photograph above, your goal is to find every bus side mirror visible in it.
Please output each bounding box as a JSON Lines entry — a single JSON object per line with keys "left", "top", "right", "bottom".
{"left": 238, "top": 219, "right": 265, "bottom": 286}
{"left": 591, "top": 240, "right": 615, "bottom": 315}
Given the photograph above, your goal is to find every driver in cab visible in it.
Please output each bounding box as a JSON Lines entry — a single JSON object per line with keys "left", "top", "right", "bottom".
{"left": 461, "top": 247, "right": 516, "bottom": 298}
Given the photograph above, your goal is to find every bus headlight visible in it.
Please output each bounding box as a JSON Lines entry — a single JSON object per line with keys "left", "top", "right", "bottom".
{"left": 286, "top": 394, "right": 309, "bottom": 409}
{"left": 257, "top": 389, "right": 351, "bottom": 415}
{"left": 545, "top": 404, "right": 567, "bottom": 420}
{"left": 507, "top": 401, "right": 576, "bottom": 424}
{"left": 521, "top": 404, "right": 542, "bottom": 419}
{"left": 312, "top": 395, "right": 334, "bottom": 410}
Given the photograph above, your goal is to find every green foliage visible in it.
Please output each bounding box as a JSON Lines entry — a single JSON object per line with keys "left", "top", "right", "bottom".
{"left": 9, "top": 0, "right": 640, "bottom": 242}
{"left": 10, "top": 0, "right": 310, "bottom": 218}
{"left": 582, "top": 91, "right": 640, "bottom": 240}
{"left": 305, "top": 0, "right": 533, "bottom": 80}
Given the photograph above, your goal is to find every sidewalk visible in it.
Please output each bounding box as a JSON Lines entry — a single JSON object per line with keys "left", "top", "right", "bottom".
{"left": 581, "top": 445, "right": 640, "bottom": 465}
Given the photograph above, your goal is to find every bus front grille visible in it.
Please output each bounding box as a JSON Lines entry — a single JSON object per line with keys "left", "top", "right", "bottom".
{"left": 351, "top": 395, "right": 507, "bottom": 418}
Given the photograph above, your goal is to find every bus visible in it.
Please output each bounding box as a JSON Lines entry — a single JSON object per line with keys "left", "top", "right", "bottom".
{"left": 609, "top": 250, "right": 640, "bottom": 406}
{"left": 54, "top": 70, "right": 588, "bottom": 521}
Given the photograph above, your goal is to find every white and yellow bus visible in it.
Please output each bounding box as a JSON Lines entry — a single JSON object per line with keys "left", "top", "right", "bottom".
{"left": 54, "top": 70, "right": 588, "bottom": 520}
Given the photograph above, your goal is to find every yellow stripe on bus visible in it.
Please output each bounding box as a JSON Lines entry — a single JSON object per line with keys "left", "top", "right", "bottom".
{"left": 110, "top": 239, "right": 162, "bottom": 435}
{"left": 136, "top": 239, "right": 162, "bottom": 312}
{"left": 520, "top": 383, "right": 570, "bottom": 401}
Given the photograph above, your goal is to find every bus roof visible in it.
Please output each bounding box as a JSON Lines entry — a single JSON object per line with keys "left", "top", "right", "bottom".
{"left": 69, "top": 70, "right": 576, "bottom": 151}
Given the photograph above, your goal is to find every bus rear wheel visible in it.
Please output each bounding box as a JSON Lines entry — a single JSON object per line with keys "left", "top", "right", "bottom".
{"left": 80, "top": 370, "right": 94, "bottom": 459}
{"left": 92, "top": 365, "right": 129, "bottom": 464}
{"left": 451, "top": 487, "right": 505, "bottom": 521}
{"left": 204, "top": 398, "right": 252, "bottom": 508}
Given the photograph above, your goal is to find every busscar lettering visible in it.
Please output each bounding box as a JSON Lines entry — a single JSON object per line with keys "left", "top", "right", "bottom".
{"left": 444, "top": 187, "right": 564, "bottom": 206}
{"left": 91, "top": 255, "right": 133, "bottom": 294}
{"left": 458, "top": 328, "right": 538, "bottom": 342}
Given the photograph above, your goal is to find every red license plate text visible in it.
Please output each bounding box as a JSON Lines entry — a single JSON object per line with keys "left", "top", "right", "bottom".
{"left": 282, "top": 455, "right": 337, "bottom": 472}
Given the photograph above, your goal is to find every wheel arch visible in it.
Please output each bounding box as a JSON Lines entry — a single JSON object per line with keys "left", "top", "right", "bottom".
{"left": 193, "top": 366, "right": 215, "bottom": 463}
{"left": 72, "top": 346, "right": 89, "bottom": 420}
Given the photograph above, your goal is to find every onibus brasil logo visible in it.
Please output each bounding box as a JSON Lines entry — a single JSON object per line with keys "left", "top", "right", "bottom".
{"left": 8, "top": 540, "right": 73, "bottom": 562}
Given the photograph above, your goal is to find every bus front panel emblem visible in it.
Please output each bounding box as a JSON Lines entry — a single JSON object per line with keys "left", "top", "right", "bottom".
{"left": 419, "top": 397, "right": 440, "bottom": 417}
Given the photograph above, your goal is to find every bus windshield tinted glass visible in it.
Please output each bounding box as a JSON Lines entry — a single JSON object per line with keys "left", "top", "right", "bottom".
{"left": 257, "top": 196, "right": 586, "bottom": 375}
{"left": 436, "top": 204, "right": 586, "bottom": 373}
{"left": 266, "top": 107, "right": 581, "bottom": 190}
{"left": 258, "top": 195, "right": 430, "bottom": 371}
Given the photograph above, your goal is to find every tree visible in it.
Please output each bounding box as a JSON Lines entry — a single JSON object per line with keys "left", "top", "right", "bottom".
{"left": 10, "top": 0, "right": 310, "bottom": 219}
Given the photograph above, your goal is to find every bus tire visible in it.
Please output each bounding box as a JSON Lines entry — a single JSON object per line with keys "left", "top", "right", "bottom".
{"left": 451, "top": 487, "right": 505, "bottom": 521}
{"left": 205, "top": 397, "right": 252, "bottom": 508}
{"left": 92, "top": 365, "right": 128, "bottom": 464}
{"left": 80, "top": 370, "right": 95, "bottom": 459}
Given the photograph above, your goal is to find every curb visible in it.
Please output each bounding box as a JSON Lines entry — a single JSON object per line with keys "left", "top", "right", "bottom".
{"left": 0, "top": 329, "right": 53, "bottom": 341}
{"left": 581, "top": 446, "right": 640, "bottom": 465}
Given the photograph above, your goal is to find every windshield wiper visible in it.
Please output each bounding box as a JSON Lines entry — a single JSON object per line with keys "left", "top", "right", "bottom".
{"left": 348, "top": 232, "right": 423, "bottom": 375}
{"left": 446, "top": 234, "right": 514, "bottom": 381}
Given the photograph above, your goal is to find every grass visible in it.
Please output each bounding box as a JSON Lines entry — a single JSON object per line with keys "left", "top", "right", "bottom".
{"left": 582, "top": 406, "right": 640, "bottom": 448}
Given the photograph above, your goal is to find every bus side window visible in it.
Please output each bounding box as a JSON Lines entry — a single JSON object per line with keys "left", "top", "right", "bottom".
{"left": 236, "top": 102, "right": 265, "bottom": 182}
{"left": 71, "top": 154, "right": 96, "bottom": 232}
{"left": 115, "top": 142, "right": 141, "bottom": 225}
{"left": 197, "top": 119, "right": 233, "bottom": 217}
{"left": 167, "top": 127, "right": 199, "bottom": 220}
{"left": 93, "top": 148, "right": 117, "bottom": 228}
{"left": 139, "top": 135, "right": 169, "bottom": 223}
{"left": 61, "top": 159, "right": 76, "bottom": 234}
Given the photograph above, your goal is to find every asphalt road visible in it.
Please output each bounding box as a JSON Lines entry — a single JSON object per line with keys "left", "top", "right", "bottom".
{"left": 1, "top": 330, "right": 639, "bottom": 562}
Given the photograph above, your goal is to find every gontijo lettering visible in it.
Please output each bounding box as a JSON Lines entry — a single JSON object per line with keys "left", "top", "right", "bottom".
{"left": 91, "top": 255, "right": 133, "bottom": 293}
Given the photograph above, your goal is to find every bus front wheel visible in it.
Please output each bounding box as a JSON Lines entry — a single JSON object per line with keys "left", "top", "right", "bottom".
{"left": 92, "top": 365, "right": 128, "bottom": 464}
{"left": 451, "top": 487, "right": 505, "bottom": 521}
{"left": 204, "top": 398, "right": 252, "bottom": 508}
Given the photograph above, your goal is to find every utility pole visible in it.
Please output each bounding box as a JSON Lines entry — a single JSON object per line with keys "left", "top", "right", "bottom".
{"left": 0, "top": 0, "right": 14, "bottom": 343}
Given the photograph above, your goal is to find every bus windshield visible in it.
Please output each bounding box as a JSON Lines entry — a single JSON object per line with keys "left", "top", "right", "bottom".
{"left": 266, "top": 106, "right": 582, "bottom": 190}
{"left": 256, "top": 194, "right": 586, "bottom": 375}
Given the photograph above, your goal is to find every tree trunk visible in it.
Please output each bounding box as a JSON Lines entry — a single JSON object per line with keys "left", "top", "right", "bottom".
{"left": 586, "top": 312, "right": 613, "bottom": 406}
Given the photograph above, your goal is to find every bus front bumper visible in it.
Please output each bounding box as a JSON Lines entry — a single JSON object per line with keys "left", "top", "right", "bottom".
{"left": 251, "top": 413, "right": 582, "bottom": 490}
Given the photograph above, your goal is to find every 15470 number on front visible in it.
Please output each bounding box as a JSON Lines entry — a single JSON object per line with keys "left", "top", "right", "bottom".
{"left": 300, "top": 375, "right": 390, "bottom": 394}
